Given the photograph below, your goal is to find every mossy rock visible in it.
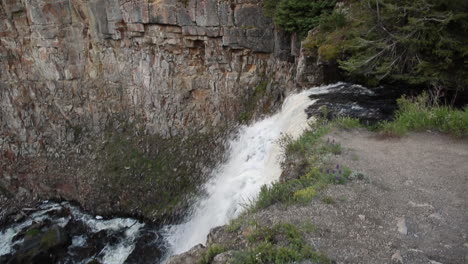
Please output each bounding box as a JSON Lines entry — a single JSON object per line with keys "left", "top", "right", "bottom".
{"left": 8, "top": 225, "right": 70, "bottom": 263}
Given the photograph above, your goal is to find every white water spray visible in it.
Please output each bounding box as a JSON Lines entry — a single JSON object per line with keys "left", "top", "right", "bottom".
{"left": 163, "top": 85, "right": 335, "bottom": 258}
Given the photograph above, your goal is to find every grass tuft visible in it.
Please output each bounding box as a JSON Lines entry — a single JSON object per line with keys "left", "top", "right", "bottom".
{"left": 233, "top": 223, "right": 331, "bottom": 264}
{"left": 198, "top": 244, "right": 227, "bottom": 264}
{"left": 380, "top": 93, "right": 468, "bottom": 137}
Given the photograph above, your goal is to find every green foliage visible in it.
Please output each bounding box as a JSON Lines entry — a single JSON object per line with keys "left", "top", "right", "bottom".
{"left": 293, "top": 186, "right": 317, "bottom": 203}
{"left": 234, "top": 223, "right": 331, "bottom": 264}
{"left": 279, "top": 121, "right": 331, "bottom": 158}
{"left": 264, "top": 0, "right": 337, "bottom": 38}
{"left": 250, "top": 120, "right": 353, "bottom": 211}
{"left": 380, "top": 93, "right": 468, "bottom": 136}
{"left": 253, "top": 179, "right": 306, "bottom": 210}
{"left": 227, "top": 218, "right": 244, "bottom": 233}
{"left": 198, "top": 244, "right": 227, "bottom": 264}
{"left": 319, "top": 10, "right": 347, "bottom": 32}
{"left": 318, "top": 44, "right": 341, "bottom": 61}
{"left": 338, "top": 0, "right": 468, "bottom": 91}
{"left": 333, "top": 116, "right": 362, "bottom": 130}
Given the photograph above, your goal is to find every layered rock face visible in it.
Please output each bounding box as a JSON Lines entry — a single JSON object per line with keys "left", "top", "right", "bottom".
{"left": 0, "top": 0, "right": 299, "bottom": 156}
{"left": 0, "top": 0, "right": 334, "bottom": 219}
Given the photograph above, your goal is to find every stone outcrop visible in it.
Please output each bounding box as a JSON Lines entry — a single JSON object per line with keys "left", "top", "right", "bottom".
{"left": 0, "top": 0, "right": 338, "bottom": 220}
{"left": 0, "top": 0, "right": 299, "bottom": 156}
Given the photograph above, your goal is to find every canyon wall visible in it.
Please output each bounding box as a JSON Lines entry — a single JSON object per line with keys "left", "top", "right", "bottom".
{"left": 0, "top": 0, "right": 334, "bottom": 219}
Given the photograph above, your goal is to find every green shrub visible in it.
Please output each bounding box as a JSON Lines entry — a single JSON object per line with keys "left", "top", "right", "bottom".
{"left": 198, "top": 244, "right": 227, "bottom": 264}
{"left": 253, "top": 179, "right": 305, "bottom": 210}
{"left": 318, "top": 44, "right": 341, "bottom": 61}
{"left": 334, "top": 116, "right": 362, "bottom": 130}
{"left": 234, "top": 223, "right": 331, "bottom": 264}
{"left": 293, "top": 186, "right": 317, "bottom": 203}
{"left": 264, "top": 0, "right": 336, "bottom": 38}
{"left": 380, "top": 93, "right": 468, "bottom": 137}
{"left": 338, "top": 0, "right": 468, "bottom": 91}
{"left": 226, "top": 218, "right": 244, "bottom": 233}
{"left": 249, "top": 120, "right": 357, "bottom": 210}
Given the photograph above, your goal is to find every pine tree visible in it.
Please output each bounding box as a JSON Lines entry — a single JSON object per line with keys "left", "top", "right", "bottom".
{"left": 339, "top": 0, "right": 468, "bottom": 91}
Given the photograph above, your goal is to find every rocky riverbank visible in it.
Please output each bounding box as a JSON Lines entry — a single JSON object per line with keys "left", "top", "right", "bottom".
{"left": 168, "top": 129, "right": 468, "bottom": 264}
{"left": 0, "top": 201, "right": 164, "bottom": 264}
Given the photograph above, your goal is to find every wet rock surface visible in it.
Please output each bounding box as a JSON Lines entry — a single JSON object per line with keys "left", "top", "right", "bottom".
{"left": 305, "top": 83, "right": 410, "bottom": 125}
{"left": 0, "top": 201, "right": 165, "bottom": 264}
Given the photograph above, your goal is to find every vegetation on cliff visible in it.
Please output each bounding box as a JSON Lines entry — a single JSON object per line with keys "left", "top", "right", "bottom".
{"left": 94, "top": 118, "right": 225, "bottom": 221}
{"left": 266, "top": 0, "right": 468, "bottom": 92}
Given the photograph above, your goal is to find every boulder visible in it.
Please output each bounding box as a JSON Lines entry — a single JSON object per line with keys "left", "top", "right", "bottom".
{"left": 7, "top": 225, "right": 70, "bottom": 264}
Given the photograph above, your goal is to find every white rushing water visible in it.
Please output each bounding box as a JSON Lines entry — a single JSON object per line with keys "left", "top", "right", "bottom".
{"left": 162, "top": 85, "right": 334, "bottom": 258}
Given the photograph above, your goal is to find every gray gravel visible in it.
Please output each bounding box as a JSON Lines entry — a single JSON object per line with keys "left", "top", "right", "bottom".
{"left": 254, "top": 129, "right": 468, "bottom": 264}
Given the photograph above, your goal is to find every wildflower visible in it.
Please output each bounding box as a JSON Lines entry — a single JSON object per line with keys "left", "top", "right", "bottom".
{"left": 336, "top": 164, "right": 340, "bottom": 169}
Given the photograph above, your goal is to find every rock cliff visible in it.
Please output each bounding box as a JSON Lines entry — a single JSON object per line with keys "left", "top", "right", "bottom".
{"left": 0, "top": 0, "right": 336, "bottom": 220}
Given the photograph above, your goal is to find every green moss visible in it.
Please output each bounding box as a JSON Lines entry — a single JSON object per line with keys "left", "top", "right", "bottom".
{"left": 40, "top": 229, "right": 57, "bottom": 248}
{"left": 95, "top": 117, "right": 225, "bottom": 220}
{"left": 238, "top": 80, "right": 270, "bottom": 123}
{"left": 25, "top": 228, "right": 41, "bottom": 238}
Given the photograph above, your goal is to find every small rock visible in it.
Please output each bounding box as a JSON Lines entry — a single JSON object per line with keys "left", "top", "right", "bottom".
{"left": 428, "top": 213, "right": 442, "bottom": 221}
{"left": 404, "top": 180, "right": 413, "bottom": 186}
{"left": 212, "top": 250, "right": 235, "bottom": 264}
{"left": 408, "top": 201, "right": 434, "bottom": 209}
{"left": 358, "top": 215, "right": 366, "bottom": 221}
{"left": 95, "top": 216, "right": 103, "bottom": 220}
{"left": 429, "top": 260, "right": 443, "bottom": 264}
{"left": 396, "top": 217, "right": 407, "bottom": 235}
{"left": 391, "top": 250, "right": 403, "bottom": 263}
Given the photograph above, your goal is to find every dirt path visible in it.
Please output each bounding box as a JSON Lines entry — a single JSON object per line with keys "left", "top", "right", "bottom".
{"left": 256, "top": 130, "right": 468, "bottom": 264}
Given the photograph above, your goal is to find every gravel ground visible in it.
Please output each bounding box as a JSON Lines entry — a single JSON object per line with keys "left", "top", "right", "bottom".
{"left": 254, "top": 129, "right": 468, "bottom": 264}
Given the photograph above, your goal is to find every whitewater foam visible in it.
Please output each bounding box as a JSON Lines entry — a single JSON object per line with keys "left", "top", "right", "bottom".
{"left": 163, "top": 85, "right": 334, "bottom": 258}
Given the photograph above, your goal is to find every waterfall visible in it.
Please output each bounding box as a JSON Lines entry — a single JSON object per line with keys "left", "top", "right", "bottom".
{"left": 0, "top": 85, "right": 343, "bottom": 264}
{"left": 162, "top": 85, "right": 334, "bottom": 259}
